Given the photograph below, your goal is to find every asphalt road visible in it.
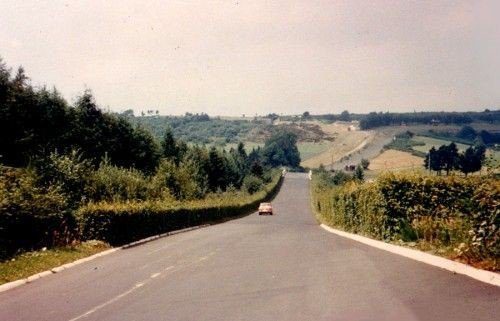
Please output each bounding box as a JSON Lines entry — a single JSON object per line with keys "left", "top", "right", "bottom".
{"left": 1, "top": 173, "right": 499, "bottom": 321}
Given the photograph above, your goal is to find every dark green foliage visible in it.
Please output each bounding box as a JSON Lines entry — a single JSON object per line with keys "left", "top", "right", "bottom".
{"left": 359, "top": 111, "right": 499, "bottom": 130}
{"left": 339, "top": 110, "right": 351, "bottom": 121}
{"left": 207, "top": 147, "right": 228, "bottom": 192}
{"left": 479, "top": 130, "right": 500, "bottom": 146}
{"left": 459, "top": 145, "right": 486, "bottom": 176}
{"left": 250, "top": 161, "right": 264, "bottom": 178}
{"left": 440, "top": 143, "right": 459, "bottom": 175}
{"left": 457, "top": 125, "right": 477, "bottom": 141}
{"left": 425, "top": 142, "right": 486, "bottom": 175}
{"left": 0, "top": 167, "right": 73, "bottom": 259}
{"left": 0, "top": 61, "right": 160, "bottom": 172}
{"left": 243, "top": 175, "right": 264, "bottom": 194}
{"left": 161, "top": 128, "right": 178, "bottom": 160}
{"left": 360, "top": 158, "right": 370, "bottom": 170}
{"left": 354, "top": 165, "right": 364, "bottom": 181}
{"left": 261, "top": 130, "right": 301, "bottom": 168}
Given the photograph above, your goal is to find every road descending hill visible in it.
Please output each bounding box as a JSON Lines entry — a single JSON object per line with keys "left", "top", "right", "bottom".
{"left": 0, "top": 174, "right": 499, "bottom": 321}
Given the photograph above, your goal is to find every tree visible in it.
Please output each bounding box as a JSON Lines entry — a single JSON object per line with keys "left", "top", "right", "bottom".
{"left": 459, "top": 145, "right": 486, "bottom": 176}
{"left": 207, "top": 147, "right": 227, "bottom": 191}
{"left": 424, "top": 147, "right": 443, "bottom": 174}
{"left": 360, "top": 158, "right": 370, "bottom": 170}
{"left": 339, "top": 110, "right": 351, "bottom": 121}
{"left": 302, "top": 111, "right": 310, "bottom": 119}
{"left": 457, "top": 125, "right": 477, "bottom": 141}
{"left": 441, "top": 143, "right": 459, "bottom": 175}
{"left": 354, "top": 165, "right": 364, "bottom": 181}
{"left": 161, "top": 128, "right": 178, "bottom": 160}
{"left": 261, "top": 131, "right": 301, "bottom": 168}
{"left": 250, "top": 160, "right": 264, "bottom": 178}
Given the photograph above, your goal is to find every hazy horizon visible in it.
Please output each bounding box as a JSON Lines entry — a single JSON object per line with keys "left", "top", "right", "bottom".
{"left": 1, "top": 0, "right": 499, "bottom": 116}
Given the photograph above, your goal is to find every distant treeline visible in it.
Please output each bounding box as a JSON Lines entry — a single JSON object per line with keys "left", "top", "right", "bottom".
{"left": 273, "top": 110, "right": 499, "bottom": 130}
{"left": 358, "top": 111, "right": 499, "bottom": 130}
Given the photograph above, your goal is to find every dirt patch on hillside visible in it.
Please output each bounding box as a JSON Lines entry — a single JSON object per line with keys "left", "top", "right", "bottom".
{"left": 247, "top": 122, "right": 334, "bottom": 142}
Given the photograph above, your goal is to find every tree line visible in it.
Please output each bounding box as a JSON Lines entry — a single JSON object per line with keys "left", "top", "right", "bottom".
{"left": 0, "top": 60, "right": 160, "bottom": 172}
{"left": 359, "top": 110, "right": 499, "bottom": 130}
{"left": 0, "top": 58, "right": 302, "bottom": 258}
{"left": 424, "top": 143, "right": 486, "bottom": 176}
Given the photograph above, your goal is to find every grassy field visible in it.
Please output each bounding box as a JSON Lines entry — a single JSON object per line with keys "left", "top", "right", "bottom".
{"left": 297, "top": 141, "right": 332, "bottom": 161}
{"left": 0, "top": 241, "right": 110, "bottom": 285}
{"left": 485, "top": 149, "right": 500, "bottom": 169}
{"left": 411, "top": 135, "right": 470, "bottom": 153}
{"left": 368, "top": 149, "right": 424, "bottom": 171}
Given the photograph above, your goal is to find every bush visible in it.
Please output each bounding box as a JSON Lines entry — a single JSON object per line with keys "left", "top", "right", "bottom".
{"left": 86, "top": 161, "right": 152, "bottom": 202}
{"left": 361, "top": 159, "right": 370, "bottom": 170}
{"left": 243, "top": 175, "right": 264, "bottom": 194}
{"left": 34, "top": 150, "right": 93, "bottom": 207}
{"left": 312, "top": 172, "right": 499, "bottom": 268}
{"left": 77, "top": 172, "right": 282, "bottom": 245}
{"left": 0, "top": 167, "right": 73, "bottom": 259}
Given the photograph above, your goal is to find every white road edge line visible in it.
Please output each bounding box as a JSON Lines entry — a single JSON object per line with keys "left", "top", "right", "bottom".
{"left": 320, "top": 224, "right": 500, "bottom": 287}
{"left": 0, "top": 224, "right": 210, "bottom": 293}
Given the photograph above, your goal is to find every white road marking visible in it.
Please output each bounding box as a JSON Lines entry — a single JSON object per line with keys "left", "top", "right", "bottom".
{"left": 68, "top": 282, "right": 145, "bottom": 321}
{"left": 68, "top": 252, "right": 215, "bottom": 320}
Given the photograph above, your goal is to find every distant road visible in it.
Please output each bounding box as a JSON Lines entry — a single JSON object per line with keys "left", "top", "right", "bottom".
{"left": 1, "top": 173, "right": 499, "bottom": 321}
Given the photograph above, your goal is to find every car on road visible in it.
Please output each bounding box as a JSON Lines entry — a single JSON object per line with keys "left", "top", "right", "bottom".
{"left": 258, "top": 202, "right": 273, "bottom": 215}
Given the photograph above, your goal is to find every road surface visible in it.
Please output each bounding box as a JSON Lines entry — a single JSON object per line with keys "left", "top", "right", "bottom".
{"left": 1, "top": 173, "right": 499, "bottom": 321}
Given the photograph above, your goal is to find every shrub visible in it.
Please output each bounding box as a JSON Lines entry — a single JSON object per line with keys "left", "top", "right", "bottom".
{"left": 313, "top": 172, "right": 499, "bottom": 268}
{"left": 361, "top": 158, "right": 370, "bottom": 170}
{"left": 0, "top": 167, "right": 72, "bottom": 259}
{"left": 77, "top": 172, "right": 282, "bottom": 245}
{"left": 34, "top": 150, "right": 93, "bottom": 207}
{"left": 86, "top": 161, "right": 151, "bottom": 202}
{"left": 243, "top": 175, "right": 264, "bottom": 194}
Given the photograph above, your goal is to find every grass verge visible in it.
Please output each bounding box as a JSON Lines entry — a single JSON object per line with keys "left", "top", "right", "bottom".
{"left": 0, "top": 241, "right": 110, "bottom": 285}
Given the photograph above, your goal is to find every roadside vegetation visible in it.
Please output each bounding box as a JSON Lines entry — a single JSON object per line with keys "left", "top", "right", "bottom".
{"left": 0, "top": 241, "right": 110, "bottom": 285}
{"left": 312, "top": 168, "right": 499, "bottom": 271}
{"left": 0, "top": 59, "right": 299, "bottom": 282}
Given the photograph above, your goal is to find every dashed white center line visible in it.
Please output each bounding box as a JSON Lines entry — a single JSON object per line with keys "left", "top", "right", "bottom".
{"left": 68, "top": 282, "right": 145, "bottom": 321}
{"left": 67, "top": 250, "right": 217, "bottom": 320}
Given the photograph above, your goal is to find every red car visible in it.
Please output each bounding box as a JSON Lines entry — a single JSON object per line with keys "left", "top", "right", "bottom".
{"left": 258, "top": 202, "right": 273, "bottom": 215}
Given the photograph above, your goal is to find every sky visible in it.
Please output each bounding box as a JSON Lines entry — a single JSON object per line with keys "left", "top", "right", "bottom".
{"left": 0, "top": 0, "right": 499, "bottom": 116}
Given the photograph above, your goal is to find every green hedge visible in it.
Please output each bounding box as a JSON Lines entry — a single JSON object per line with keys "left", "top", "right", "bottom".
{"left": 77, "top": 172, "right": 283, "bottom": 245}
{"left": 312, "top": 172, "right": 499, "bottom": 268}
